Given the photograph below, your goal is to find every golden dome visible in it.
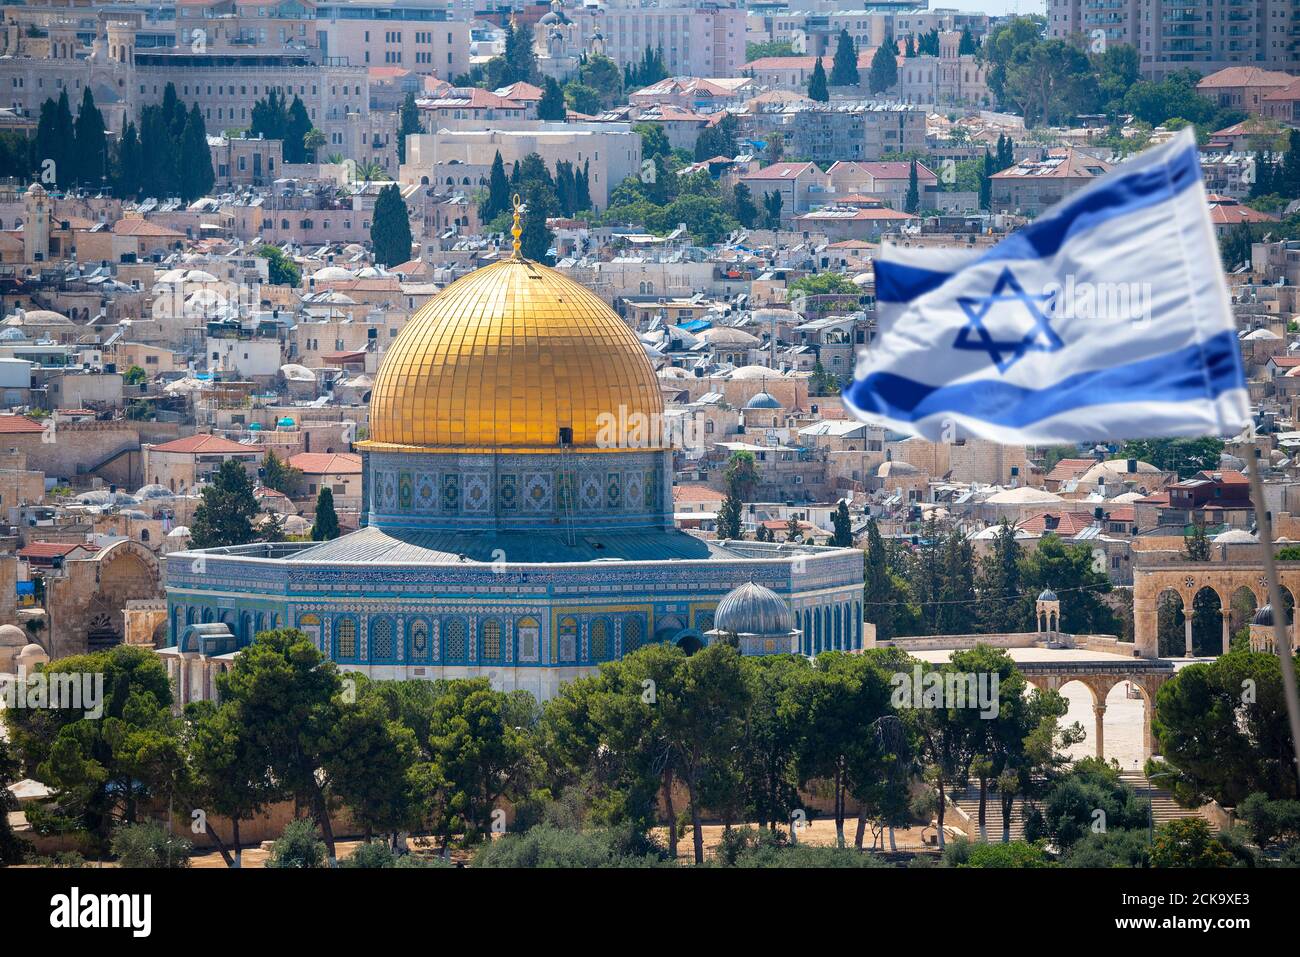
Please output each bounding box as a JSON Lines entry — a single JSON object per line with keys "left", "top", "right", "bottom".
{"left": 361, "top": 257, "right": 664, "bottom": 452}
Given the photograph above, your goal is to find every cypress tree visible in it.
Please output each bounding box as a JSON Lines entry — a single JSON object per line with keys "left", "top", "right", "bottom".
{"left": 484, "top": 150, "right": 510, "bottom": 222}
{"left": 831, "top": 29, "right": 860, "bottom": 86}
{"left": 397, "top": 91, "right": 421, "bottom": 165}
{"left": 868, "top": 43, "right": 898, "bottom": 95}
{"left": 575, "top": 160, "right": 591, "bottom": 212}
{"left": 537, "top": 76, "right": 567, "bottom": 121}
{"left": 74, "top": 88, "right": 108, "bottom": 188}
{"left": 370, "top": 183, "right": 413, "bottom": 267}
{"left": 178, "top": 103, "right": 215, "bottom": 202}
{"left": 312, "top": 488, "right": 341, "bottom": 541}
{"left": 285, "top": 96, "right": 312, "bottom": 164}
{"left": 905, "top": 159, "right": 919, "bottom": 214}
{"left": 831, "top": 501, "right": 853, "bottom": 547}
{"left": 189, "top": 460, "right": 260, "bottom": 549}
{"left": 808, "top": 57, "right": 830, "bottom": 102}
{"left": 116, "top": 122, "right": 142, "bottom": 199}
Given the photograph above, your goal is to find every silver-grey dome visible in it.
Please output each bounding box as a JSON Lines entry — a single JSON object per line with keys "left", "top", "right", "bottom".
{"left": 714, "top": 581, "right": 793, "bottom": 636}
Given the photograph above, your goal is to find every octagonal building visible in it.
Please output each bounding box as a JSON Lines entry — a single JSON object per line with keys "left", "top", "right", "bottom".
{"left": 162, "top": 245, "right": 865, "bottom": 702}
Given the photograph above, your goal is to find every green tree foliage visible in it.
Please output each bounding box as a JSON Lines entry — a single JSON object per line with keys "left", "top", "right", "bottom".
{"left": 1118, "top": 437, "right": 1224, "bottom": 479}
{"left": 4, "top": 646, "right": 177, "bottom": 846}
{"left": 868, "top": 42, "right": 898, "bottom": 95}
{"left": 1023, "top": 757, "right": 1149, "bottom": 850}
{"left": 258, "top": 244, "right": 301, "bottom": 286}
{"left": 1017, "top": 534, "right": 1116, "bottom": 634}
{"left": 312, "top": 487, "right": 341, "bottom": 541}
{"left": 831, "top": 29, "right": 860, "bottom": 86}
{"left": 474, "top": 823, "right": 668, "bottom": 867}
{"left": 944, "top": 838, "right": 1053, "bottom": 867}
{"left": 261, "top": 451, "right": 302, "bottom": 497}
{"left": 1150, "top": 818, "right": 1235, "bottom": 868}
{"left": 975, "top": 522, "right": 1027, "bottom": 633}
{"left": 397, "top": 92, "right": 422, "bottom": 165}
{"left": 831, "top": 501, "right": 853, "bottom": 547}
{"left": 905, "top": 159, "right": 920, "bottom": 214}
{"left": 265, "top": 818, "right": 328, "bottom": 868}
{"left": 482, "top": 150, "right": 512, "bottom": 225}
{"left": 1150, "top": 650, "right": 1300, "bottom": 805}
{"left": 115, "top": 122, "right": 142, "bottom": 199}
{"left": 0, "top": 737, "right": 28, "bottom": 864}
{"left": 958, "top": 26, "right": 978, "bottom": 56}
{"left": 73, "top": 88, "right": 108, "bottom": 187}
{"left": 716, "top": 492, "right": 744, "bottom": 540}
{"left": 808, "top": 57, "right": 830, "bottom": 102}
{"left": 746, "top": 41, "right": 794, "bottom": 62}
{"left": 178, "top": 103, "right": 215, "bottom": 202}
{"left": 371, "top": 183, "right": 413, "bottom": 267}
{"left": 625, "top": 46, "right": 668, "bottom": 89}
{"left": 537, "top": 76, "right": 567, "bottom": 121}
{"left": 1236, "top": 792, "right": 1300, "bottom": 850}
{"left": 111, "top": 822, "right": 191, "bottom": 868}
{"left": 695, "top": 113, "right": 739, "bottom": 161}
{"left": 188, "top": 459, "right": 260, "bottom": 549}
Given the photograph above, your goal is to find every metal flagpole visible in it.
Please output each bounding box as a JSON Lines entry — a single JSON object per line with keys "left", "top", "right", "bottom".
{"left": 1244, "top": 445, "right": 1300, "bottom": 784}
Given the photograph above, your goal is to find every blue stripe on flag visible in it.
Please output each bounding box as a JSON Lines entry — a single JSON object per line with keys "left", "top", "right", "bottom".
{"left": 875, "top": 143, "right": 1201, "bottom": 303}
{"left": 844, "top": 328, "right": 1243, "bottom": 427}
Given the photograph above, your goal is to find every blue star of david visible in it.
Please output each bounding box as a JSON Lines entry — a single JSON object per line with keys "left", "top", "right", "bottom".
{"left": 952, "top": 267, "right": 1062, "bottom": 373}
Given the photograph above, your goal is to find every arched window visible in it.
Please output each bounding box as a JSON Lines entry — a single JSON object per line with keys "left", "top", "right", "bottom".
{"left": 482, "top": 619, "right": 502, "bottom": 661}
{"left": 371, "top": 618, "right": 394, "bottom": 660}
{"left": 443, "top": 619, "right": 467, "bottom": 661}
{"left": 335, "top": 617, "right": 357, "bottom": 658}
{"left": 590, "top": 619, "right": 609, "bottom": 661}
{"left": 517, "top": 617, "right": 539, "bottom": 661}
{"left": 409, "top": 619, "right": 430, "bottom": 660}
{"left": 623, "top": 615, "right": 643, "bottom": 654}
{"left": 834, "top": 605, "right": 842, "bottom": 650}
{"left": 853, "top": 601, "right": 862, "bottom": 649}
{"left": 558, "top": 616, "right": 578, "bottom": 662}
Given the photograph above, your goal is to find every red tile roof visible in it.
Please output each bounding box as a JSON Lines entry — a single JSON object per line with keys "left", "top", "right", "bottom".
{"left": 19, "top": 542, "right": 85, "bottom": 559}
{"left": 150, "top": 434, "right": 254, "bottom": 455}
{"left": 673, "top": 485, "right": 726, "bottom": 503}
{"left": 1045, "top": 457, "right": 1096, "bottom": 482}
{"left": 1016, "top": 511, "right": 1098, "bottom": 535}
{"left": 287, "top": 452, "right": 362, "bottom": 475}
{"left": 0, "top": 415, "right": 46, "bottom": 434}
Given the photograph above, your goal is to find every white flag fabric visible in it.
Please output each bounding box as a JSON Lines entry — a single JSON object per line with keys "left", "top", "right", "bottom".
{"left": 844, "top": 127, "right": 1250, "bottom": 444}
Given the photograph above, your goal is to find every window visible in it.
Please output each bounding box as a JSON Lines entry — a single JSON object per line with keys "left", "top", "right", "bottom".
{"left": 335, "top": 617, "right": 356, "bottom": 657}
{"left": 371, "top": 618, "right": 393, "bottom": 659}
{"left": 444, "top": 618, "right": 467, "bottom": 660}
{"left": 410, "top": 619, "right": 429, "bottom": 659}
{"left": 591, "top": 619, "right": 609, "bottom": 660}
{"left": 483, "top": 619, "right": 501, "bottom": 660}
{"left": 559, "top": 616, "right": 578, "bottom": 661}
{"left": 623, "top": 616, "right": 643, "bottom": 653}
{"left": 517, "top": 617, "right": 539, "bottom": 660}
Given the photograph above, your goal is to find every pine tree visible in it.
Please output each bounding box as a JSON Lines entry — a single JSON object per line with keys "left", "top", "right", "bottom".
{"left": 371, "top": 183, "right": 413, "bottom": 267}
{"left": 115, "top": 122, "right": 142, "bottom": 199}
{"left": 537, "top": 76, "right": 566, "bottom": 121}
{"left": 74, "top": 88, "right": 108, "bottom": 188}
{"left": 831, "top": 29, "right": 859, "bottom": 87}
{"left": 763, "top": 190, "right": 783, "bottom": 229}
{"left": 178, "top": 103, "right": 215, "bottom": 202}
{"left": 868, "top": 43, "right": 898, "bottom": 95}
{"left": 397, "top": 92, "right": 421, "bottom": 165}
{"left": 52, "top": 90, "right": 76, "bottom": 188}
{"left": 905, "top": 159, "right": 919, "bottom": 214}
{"left": 312, "top": 487, "right": 341, "bottom": 541}
{"left": 189, "top": 459, "right": 260, "bottom": 549}
{"left": 831, "top": 500, "right": 853, "bottom": 547}
{"left": 1184, "top": 523, "right": 1211, "bottom": 561}
{"left": 958, "top": 26, "right": 978, "bottom": 55}
{"left": 140, "top": 106, "right": 179, "bottom": 198}
{"left": 503, "top": 20, "right": 537, "bottom": 85}
{"left": 1281, "top": 129, "right": 1300, "bottom": 199}
{"left": 905, "top": 36, "right": 916, "bottom": 58}
{"left": 937, "top": 530, "right": 976, "bottom": 634}
{"left": 519, "top": 198, "right": 554, "bottom": 262}
{"left": 161, "top": 82, "right": 184, "bottom": 137}
{"left": 808, "top": 57, "right": 830, "bottom": 102}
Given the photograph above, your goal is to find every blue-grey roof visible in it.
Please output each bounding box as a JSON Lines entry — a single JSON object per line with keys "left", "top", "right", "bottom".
{"left": 288, "top": 524, "right": 728, "bottom": 564}
{"left": 745, "top": 391, "right": 783, "bottom": 410}
{"left": 714, "top": 580, "right": 793, "bottom": 637}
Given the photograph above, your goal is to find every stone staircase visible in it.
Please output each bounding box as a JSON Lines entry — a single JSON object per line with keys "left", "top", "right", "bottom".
{"left": 1117, "top": 771, "right": 1214, "bottom": 828}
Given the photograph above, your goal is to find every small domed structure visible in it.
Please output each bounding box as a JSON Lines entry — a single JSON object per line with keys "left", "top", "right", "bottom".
{"left": 708, "top": 581, "right": 800, "bottom": 655}
{"left": 745, "top": 390, "right": 783, "bottom": 410}
{"left": 17, "top": 642, "right": 48, "bottom": 670}
{"left": 1037, "top": 588, "right": 1058, "bottom": 602}
{"left": 0, "top": 623, "right": 28, "bottom": 673}
{"left": 1253, "top": 603, "right": 1291, "bottom": 626}
{"left": 1250, "top": 603, "right": 1297, "bottom": 655}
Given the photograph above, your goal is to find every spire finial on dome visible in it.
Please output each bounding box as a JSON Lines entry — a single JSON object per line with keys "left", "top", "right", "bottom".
{"left": 511, "top": 192, "right": 523, "bottom": 259}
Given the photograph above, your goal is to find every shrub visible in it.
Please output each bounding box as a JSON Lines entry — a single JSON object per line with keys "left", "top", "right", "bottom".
{"left": 472, "top": 824, "right": 668, "bottom": 868}
{"left": 265, "top": 818, "right": 327, "bottom": 869}
{"left": 1059, "top": 829, "right": 1151, "bottom": 868}
{"left": 340, "top": 841, "right": 451, "bottom": 868}
{"left": 111, "top": 823, "right": 192, "bottom": 868}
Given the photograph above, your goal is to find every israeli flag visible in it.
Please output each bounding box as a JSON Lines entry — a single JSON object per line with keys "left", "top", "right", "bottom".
{"left": 844, "top": 127, "right": 1250, "bottom": 444}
